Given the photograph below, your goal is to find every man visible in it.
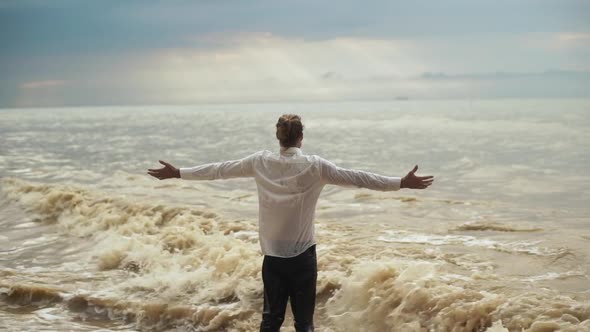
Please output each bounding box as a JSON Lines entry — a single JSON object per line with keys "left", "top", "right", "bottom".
{"left": 147, "top": 114, "right": 433, "bottom": 332}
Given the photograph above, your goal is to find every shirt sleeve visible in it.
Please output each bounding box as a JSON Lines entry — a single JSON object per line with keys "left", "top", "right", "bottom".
{"left": 179, "top": 152, "right": 260, "bottom": 180}
{"left": 319, "top": 157, "right": 401, "bottom": 191}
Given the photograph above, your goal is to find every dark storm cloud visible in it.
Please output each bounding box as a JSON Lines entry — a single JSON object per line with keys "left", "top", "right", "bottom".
{"left": 1, "top": 0, "right": 589, "bottom": 57}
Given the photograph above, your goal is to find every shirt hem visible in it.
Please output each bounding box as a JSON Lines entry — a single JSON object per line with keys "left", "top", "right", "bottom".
{"left": 262, "top": 242, "right": 317, "bottom": 258}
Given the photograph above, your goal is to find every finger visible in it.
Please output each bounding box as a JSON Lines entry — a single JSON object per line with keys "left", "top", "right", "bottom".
{"left": 147, "top": 167, "right": 164, "bottom": 172}
{"left": 417, "top": 175, "right": 434, "bottom": 180}
{"left": 159, "top": 160, "right": 172, "bottom": 168}
{"left": 410, "top": 165, "right": 418, "bottom": 175}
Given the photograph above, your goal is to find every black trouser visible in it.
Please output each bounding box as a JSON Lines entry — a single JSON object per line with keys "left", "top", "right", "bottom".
{"left": 260, "top": 244, "right": 317, "bottom": 332}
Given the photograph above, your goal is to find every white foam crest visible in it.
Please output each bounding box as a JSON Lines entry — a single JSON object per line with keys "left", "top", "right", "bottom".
{"left": 325, "top": 259, "right": 590, "bottom": 331}
{"left": 521, "top": 270, "right": 587, "bottom": 282}
{"left": 489, "top": 291, "right": 590, "bottom": 331}
{"left": 484, "top": 320, "right": 509, "bottom": 332}
{"left": 325, "top": 259, "right": 504, "bottom": 331}
{"left": 378, "top": 230, "right": 569, "bottom": 257}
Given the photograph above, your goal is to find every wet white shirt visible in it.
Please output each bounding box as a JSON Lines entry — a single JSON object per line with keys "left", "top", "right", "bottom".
{"left": 179, "top": 147, "right": 401, "bottom": 258}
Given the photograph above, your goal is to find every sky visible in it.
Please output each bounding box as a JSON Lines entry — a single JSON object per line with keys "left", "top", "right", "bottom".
{"left": 1, "top": 0, "right": 589, "bottom": 107}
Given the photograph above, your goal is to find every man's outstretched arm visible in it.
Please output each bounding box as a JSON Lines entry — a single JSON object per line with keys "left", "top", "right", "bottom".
{"left": 147, "top": 153, "right": 258, "bottom": 181}
{"left": 319, "top": 158, "right": 433, "bottom": 191}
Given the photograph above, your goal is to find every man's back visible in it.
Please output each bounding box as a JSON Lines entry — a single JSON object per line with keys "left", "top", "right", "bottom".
{"left": 252, "top": 147, "right": 324, "bottom": 257}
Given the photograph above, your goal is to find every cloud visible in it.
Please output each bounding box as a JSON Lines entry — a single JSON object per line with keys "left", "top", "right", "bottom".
{"left": 16, "top": 79, "right": 67, "bottom": 107}
{"left": 2, "top": 0, "right": 589, "bottom": 57}
{"left": 557, "top": 32, "right": 590, "bottom": 42}
{"left": 552, "top": 32, "right": 590, "bottom": 52}
{"left": 20, "top": 79, "right": 66, "bottom": 89}
{"left": 411, "top": 70, "right": 590, "bottom": 98}
{"left": 417, "top": 70, "right": 590, "bottom": 80}
{"left": 3, "top": 33, "right": 590, "bottom": 107}
{"left": 1, "top": 1, "right": 589, "bottom": 106}
{"left": 321, "top": 71, "right": 342, "bottom": 80}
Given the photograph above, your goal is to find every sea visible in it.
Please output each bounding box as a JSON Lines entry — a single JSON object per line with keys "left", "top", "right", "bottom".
{"left": 0, "top": 99, "right": 589, "bottom": 332}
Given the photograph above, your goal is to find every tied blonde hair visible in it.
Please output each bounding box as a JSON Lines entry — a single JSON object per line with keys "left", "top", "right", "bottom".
{"left": 276, "top": 114, "right": 304, "bottom": 147}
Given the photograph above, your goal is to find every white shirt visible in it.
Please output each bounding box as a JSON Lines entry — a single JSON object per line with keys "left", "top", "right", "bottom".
{"left": 179, "top": 147, "right": 401, "bottom": 258}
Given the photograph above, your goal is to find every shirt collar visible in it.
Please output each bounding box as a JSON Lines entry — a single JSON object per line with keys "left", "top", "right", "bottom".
{"left": 280, "top": 146, "right": 303, "bottom": 156}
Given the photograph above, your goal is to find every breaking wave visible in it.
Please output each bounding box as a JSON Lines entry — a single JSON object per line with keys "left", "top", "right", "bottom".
{"left": 1, "top": 178, "right": 589, "bottom": 331}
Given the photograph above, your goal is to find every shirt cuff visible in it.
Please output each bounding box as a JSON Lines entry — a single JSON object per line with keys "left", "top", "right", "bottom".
{"left": 388, "top": 177, "right": 402, "bottom": 191}
{"left": 178, "top": 167, "right": 192, "bottom": 179}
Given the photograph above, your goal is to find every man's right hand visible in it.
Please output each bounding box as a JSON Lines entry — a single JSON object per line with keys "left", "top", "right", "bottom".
{"left": 147, "top": 160, "right": 180, "bottom": 180}
{"left": 401, "top": 165, "right": 433, "bottom": 189}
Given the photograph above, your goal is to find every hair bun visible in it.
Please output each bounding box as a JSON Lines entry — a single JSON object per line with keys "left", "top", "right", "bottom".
{"left": 276, "top": 114, "right": 303, "bottom": 147}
